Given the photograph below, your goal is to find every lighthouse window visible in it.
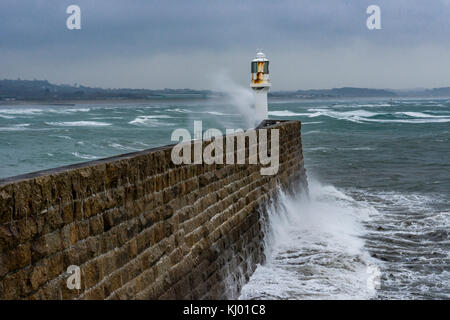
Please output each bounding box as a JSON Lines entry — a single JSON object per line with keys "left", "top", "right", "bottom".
{"left": 251, "top": 62, "right": 258, "bottom": 73}
{"left": 264, "top": 62, "right": 269, "bottom": 74}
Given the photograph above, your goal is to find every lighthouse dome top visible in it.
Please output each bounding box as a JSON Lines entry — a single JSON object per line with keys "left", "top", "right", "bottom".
{"left": 256, "top": 52, "right": 266, "bottom": 58}
{"left": 252, "top": 51, "right": 269, "bottom": 62}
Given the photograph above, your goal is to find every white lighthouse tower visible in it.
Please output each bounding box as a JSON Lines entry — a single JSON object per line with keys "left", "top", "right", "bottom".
{"left": 250, "top": 51, "right": 270, "bottom": 122}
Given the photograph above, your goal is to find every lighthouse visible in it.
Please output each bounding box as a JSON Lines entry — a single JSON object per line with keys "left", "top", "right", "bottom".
{"left": 250, "top": 51, "right": 270, "bottom": 122}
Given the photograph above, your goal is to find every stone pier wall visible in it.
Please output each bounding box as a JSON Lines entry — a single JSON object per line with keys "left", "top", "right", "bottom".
{"left": 0, "top": 120, "right": 307, "bottom": 300}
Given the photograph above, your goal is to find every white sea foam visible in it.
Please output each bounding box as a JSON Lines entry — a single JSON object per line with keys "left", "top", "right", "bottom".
{"left": 296, "top": 109, "right": 379, "bottom": 123}
{"left": 52, "top": 135, "right": 73, "bottom": 140}
{"left": 269, "top": 110, "right": 311, "bottom": 117}
{"left": 356, "top": 190, "right": 450, "bottom": 299}
{"left": 167, "top": 109, "right": 239, "bottom": 116}
{"left": 108, "top": 143, "right": 142, "bottom": 151}
{"left": 91, "top": 116, "right": 124, "bottom": 120}
{"left": 308, "top": 147, "right": 330, "bottom": 151}
{"left": 134, "top": 141, "right": 151, "bottom": 147}
{"left": 201, "top": 111, "right": 239, "bottom": 116}
{"left": 71, "top": 152, "right": 100, "bottom": 160}
{"left": 240, "top": 179, "right": 379, "bottom": 300}
{"left": 0, "top": 114, "right": 16, "bottom": 119}
{"left": 46, "top": 121, "right": 112, "bottom": 127}
{"left": 128, "top": 115, "right": 174, "bottom": 126}
{"left": 363, "top": 118, "right": 450, "bottom": 124}
{"left": 0, "top": 107, "right": 91, "bottom": 116}
{"left": 301, "top": 121, "right": 323, "bottom": 125}
{"left": 349, "top": 103, "right": 392, "bottom": 108}
{"left": 303, "top": 130, "right": 322, "bottom": 135}
{"left": 366, "top": 191, "right": 443, "bottom": 217}
{"left": 281, "top": 108, "right": 450, "bottom": 124}
{"left": 396, "top": 112, "right": 449, "bottom": 118}
{"left": 424, "top": 109, "right": 450, "bottom": 114}
{"left": 0, "top": 108, "right": 43, "bottom": 115}
{"left": 348, "top": 147, "right": 374, "bottom": 150}
{"left": 167, "top": 108, "right": 190, "bottom": 113}
{"left": 0, "top": 124, "right": 31, "bottom": 131}
{"left": 308, "top": 109, "right": 379, "bottom": 118}
{"left": 52, "top": 108, "right": 91, "bottom": 114}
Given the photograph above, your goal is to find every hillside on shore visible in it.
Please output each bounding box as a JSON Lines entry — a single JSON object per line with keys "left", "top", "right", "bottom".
{"left": 2, "top": 79, "right": 450, "bottom": 102}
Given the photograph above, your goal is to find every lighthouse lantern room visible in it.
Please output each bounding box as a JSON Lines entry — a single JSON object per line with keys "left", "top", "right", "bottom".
{"left": 250, "top": 51, "right": 270, "bottom": 122}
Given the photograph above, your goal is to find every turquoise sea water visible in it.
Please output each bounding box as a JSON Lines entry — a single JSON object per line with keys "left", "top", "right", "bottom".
{"left": 0, "top": 98, "right": 449, "bottom": 299}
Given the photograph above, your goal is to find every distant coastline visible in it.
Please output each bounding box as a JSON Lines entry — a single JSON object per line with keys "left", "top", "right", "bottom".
{"left": 0, "top": 97, "right": 208, "bottom": 106}
{"left": 2, "top": 79, "right": 450, "bottom": 104}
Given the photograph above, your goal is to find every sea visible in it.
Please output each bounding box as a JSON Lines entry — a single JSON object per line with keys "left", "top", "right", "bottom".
{"left": 0, "top": 97, "right": 449, "bottom": 299}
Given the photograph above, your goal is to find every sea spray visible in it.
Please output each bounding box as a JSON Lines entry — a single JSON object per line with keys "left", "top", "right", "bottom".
{"left": 210, "top": 71, "right": 256, "bottom": 128}
{"left": 240, "top": 178, "right": 380, "bottom": 300}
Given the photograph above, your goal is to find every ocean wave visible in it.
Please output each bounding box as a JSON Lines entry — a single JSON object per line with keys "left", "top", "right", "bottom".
{"left": 129, "top": 115, "right": 173, "bottom": 126}
{"left": 50, "top": 135, "right": 73, "bottom": 140}
{"left": 349, "top": 103, "right": 392, "bottom": 108}
{"left": 356, "top": 190, "right": 449, "bottom": 299}
{"left": 332, "top": 147, "right": 375, "bottom": 151}
{"left": 303, "top": 130, "right": 322, "bottom": 135}
{"left": 240, "top": 179, "right": 380, "bottom": 300}
{"left": 0, "top": 107, "right": 91, "bottom": 116}
{"left": 53, "top": 108, "right": 91, "bottom": 114}
{"left": 0, "top": 114, "right": 16, "bottom": 119}
{"left": 308, "top": 109, "right": 379, "bottom": 118}
{"left": 424, "top": 110, "right": 450, "bottom": 114}
{"left": 71, "top": 152, "right": 100, "bottom": 160}
{"left": 168, "top": 109, "right": 239, "bottom": 116}
{"left": 395, "top": 112, "right": 450, "bottom": 118}
{"left": 45, "top": 121, "right": 112, "bottom": 127}
{"left": 365, "top": 191, "right": 444, "bottom": 215}
{"left": 363, "top": 118, "right": 450, "bottom": 124}
{"left": 301, "top": 109, "right": 379, "bottom": 123}
{"left": 307, "top": 146, "right": 330, "bottom": 151}
{"left": 280, "top": 108, "right": 450, "bottom": 124}
{"left": 209, "top": 111, "right": 240, "bottom": 116}
{"left": 0, "top": 124, "right": 31, "bottom": 131}
{"left": 91, "top": 116, "right": 124, "bottom": 120}
{"left": 108, "top": 143, "right": 142, "bottom": 151}
{"left": 133, "top": 141, "right": 151, "bottom": 147}
{"left": 269, "top": 110, "right": 311, "bottom": 117}
{"left": 201, "top": 111, "right": 239, "bottom": 116}
{"left": 167, "top": 108, "right": 190, "bottom": 113}
{"left": 302, "top": 121, "right": 323, "bottom": 125}
{"left": 0, "top": 108, "right": 43, "bottom": 115}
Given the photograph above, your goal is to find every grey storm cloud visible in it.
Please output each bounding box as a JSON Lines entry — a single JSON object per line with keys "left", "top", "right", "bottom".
{"left": 2, "top": 0, "right": 450, "bottom": 90}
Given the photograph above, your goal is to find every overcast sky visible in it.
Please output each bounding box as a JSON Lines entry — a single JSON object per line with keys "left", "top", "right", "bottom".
{"left": 2, "top": 0, "right": 450, "bottom": 90}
